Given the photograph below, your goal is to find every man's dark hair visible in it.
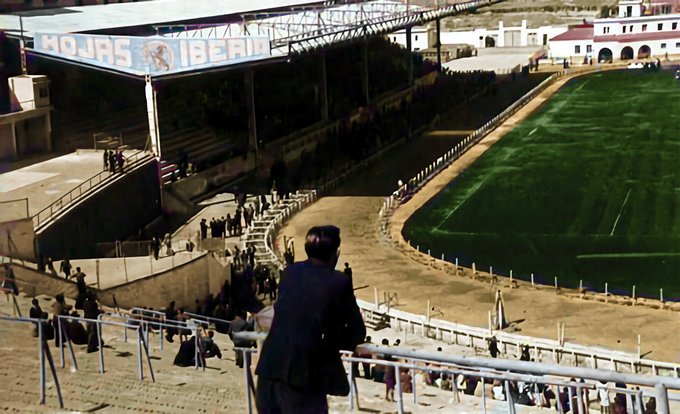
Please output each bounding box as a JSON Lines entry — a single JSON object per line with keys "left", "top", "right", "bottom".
{"left": 304, "top": 226, "right": 340, "bottom": 263}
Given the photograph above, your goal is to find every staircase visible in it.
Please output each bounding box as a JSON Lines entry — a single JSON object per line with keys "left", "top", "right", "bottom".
{"left": 0, "top": 294, "right": 246, "bottom": 413}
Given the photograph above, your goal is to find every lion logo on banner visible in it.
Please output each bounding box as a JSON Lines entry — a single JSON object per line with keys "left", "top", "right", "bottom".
{"left": 142, "top": 41, "right": 174, "bottom": 72}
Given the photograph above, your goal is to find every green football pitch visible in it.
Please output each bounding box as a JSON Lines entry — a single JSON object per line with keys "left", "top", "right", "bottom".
{"left": 403, "top": 70, "right": 680, "bottom": 299}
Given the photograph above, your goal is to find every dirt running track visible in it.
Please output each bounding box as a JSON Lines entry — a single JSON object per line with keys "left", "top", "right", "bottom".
{"left": 277, "top": 69, "right": 680, "bottom": 364}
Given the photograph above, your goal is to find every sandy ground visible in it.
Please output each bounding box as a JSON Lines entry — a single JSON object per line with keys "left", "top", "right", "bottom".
{"left": 277, "top": 68, "right": 680, "bottom": 364}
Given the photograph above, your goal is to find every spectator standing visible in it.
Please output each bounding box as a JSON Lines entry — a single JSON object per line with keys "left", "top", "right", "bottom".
{"left": 488, "top": 336, "right": 499, "bottom": 358}
{"left": 116, "top": 150, "right": 125, "bottom": 173}
{"left": 255, "top": 225, "right": 365, "bottom": 413}
{"left": 108, "top": 151, "right": 116, "bottom": 174}
{"left": 103, "top": 149, "right": 109, "bottom": 171}
{"left": 343, "top": 262, "right": 353, "bottom": 283}
{"left": 59, "top": 258, "right": 72, "bottom": 279}
{"left": 200, "top": 219, "right": 208, "bottom": 239}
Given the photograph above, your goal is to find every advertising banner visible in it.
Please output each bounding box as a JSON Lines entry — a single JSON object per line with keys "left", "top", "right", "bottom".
{"left": 34, "top": 32, "right": 272, "bottom": 76}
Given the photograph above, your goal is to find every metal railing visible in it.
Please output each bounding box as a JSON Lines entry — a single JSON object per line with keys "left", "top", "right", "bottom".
{"left": 359, "top": 298, "right": 680, "bottom": 378}
{"left": 233, "top": 334, "right": 680, "bottom": 414}
{"left": 0, "top": 316, "right": 63, "bottom": 408}
{"left": 32, "top": 150, "right": 153, "bottom": 230}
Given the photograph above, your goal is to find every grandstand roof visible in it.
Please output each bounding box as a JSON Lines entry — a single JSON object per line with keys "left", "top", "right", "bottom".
{"left": 7, "top": 0, "right": 499, "bottom": 80}
{"left": 0, "top": 0, "right": 322, "bottom": 38}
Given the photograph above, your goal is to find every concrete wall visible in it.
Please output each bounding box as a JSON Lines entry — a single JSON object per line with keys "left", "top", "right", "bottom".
{"left": 36, "top": 160, "right": 162, "bottom": 259}
{"left": 9, "top": 252, "right": 229, "bottom": 312}
{"left": 10, "top": 261, "right": 78, "bottom": 299}
{"left": 99, "top": 253, "right": 229, "bottom": 311}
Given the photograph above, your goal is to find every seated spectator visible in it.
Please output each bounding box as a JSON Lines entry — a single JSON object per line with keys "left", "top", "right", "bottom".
{"left": 200, "top": 330, "right": 222, "bottom": 359}
{"left": 212, "top": 303, "right": 230, "bottom": 335}
{"left": 400, "top": 368, "right": 412, "bottom": 394}
{"left": 229, "top": 312, "right": 254, "bottom": 368}
{"left": 30, "top": 298, "right": 49, "bottom": 338}
{"left": 440, "top": 373, "right": 452, "bottom": 391}
{"left": 173, "top": 335, "right": 198, "bottom": 367}
{"left": 67, "top": 311, "right": 88, "bottom": 345}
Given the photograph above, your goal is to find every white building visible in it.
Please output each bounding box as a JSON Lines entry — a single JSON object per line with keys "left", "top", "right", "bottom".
{"left": 388, "top": 20, "right": 567, "bottom": 51}
{"left": 438, "top": 20, "right": 567, "bottom": 49}
{"left": 387, "top": 26, "right": 431, "bottom": 51}
{"left": 549, "top": 0, "right": 680, "bottom": 62}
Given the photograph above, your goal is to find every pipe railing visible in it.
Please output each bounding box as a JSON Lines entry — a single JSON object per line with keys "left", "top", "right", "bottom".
{"left": 232, "top": 334, "right": 679, "bottom": 414}
{"left": 32, "top": 150, "right": 153, "bottom": 230}
{"left": 99, "top": 310, "right": 206, "bottom": 371}
{"left": 0, "top": 316, "right": 63, "bottom": 408}
{"left": 56, "top": 314, "right": 156, "bottom": 381}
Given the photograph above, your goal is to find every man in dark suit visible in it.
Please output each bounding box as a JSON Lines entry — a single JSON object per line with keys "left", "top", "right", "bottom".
{"left": 255, "top": 225, "right": 366, "bottom": 413}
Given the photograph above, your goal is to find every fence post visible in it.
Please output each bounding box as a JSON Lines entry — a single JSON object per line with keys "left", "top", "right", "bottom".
{"left": 124, "top": 256, "right": 129, "bottom": 283}
{"left": 244, "top": 351, "right": 253, "bottom": 414}
{"left": 531, "top": 273, "right": 535, "bottom": 286}
{"left": 394, "top": 364, "right": 404, "bottom": 414}
{"left": 38, "top": 321, "right": 45, "bottom": 404}
{"left": 98, "top": 322, "right": 105, "bottom": 373}
{"left": 96, "top": 259, "right": 100, "bottom": 289}
{"left": 654, "top": 383, "right": 670, "bottom": 414}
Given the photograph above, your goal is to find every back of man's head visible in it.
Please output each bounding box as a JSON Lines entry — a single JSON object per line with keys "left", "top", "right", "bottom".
{"left": 304, "top": 225, "right": 341, "bottom": 265}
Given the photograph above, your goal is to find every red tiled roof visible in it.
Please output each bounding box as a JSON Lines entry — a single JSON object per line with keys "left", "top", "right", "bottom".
{"left": 594, "top": 30, "right": 680, "bottom": 43}
{"left": 550, "top": 25, "right": 594, "bottom": 41}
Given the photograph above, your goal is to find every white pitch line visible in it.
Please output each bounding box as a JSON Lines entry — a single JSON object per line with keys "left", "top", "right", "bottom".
{"left": 574, "top": 79, "right": 590, "bottom": 92}
{"left": 528, "top": 127, "right": 538, "bottom": 136}
{"left": 610, "top": 188, "right": 632, "bottom": 236}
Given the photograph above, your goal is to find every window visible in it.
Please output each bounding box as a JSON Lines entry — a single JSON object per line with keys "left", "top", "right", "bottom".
{"left": 676, "top": 42, "right": 680, "bottom": 48}
{"left": 673, "top": 22, "right": 678, "bottom": 30}
{"left": 415, "top": 35, "right": 418, "bottom": 41}
{"left": 630, "top": 25, "right": 634, "bottom": 32}
{"left": 603, "top": 26, "right": 610, "bottom": 34}
{"left": 586, "top": 45, "right": 592, "bottom": 53}
{"left": 661, "top": 43, "right": 666, "bottom": 49}
{"left": 575, "top": 45, "right": 581, "bottom": 54}
{"left": 642, "top": 24, "right": 647, "bottom": 32}
{"left": 658, "top": 23, "right": 663, "bottom": 31}
{"left": 623, "top": 26, "right": 627, "bottom": 33}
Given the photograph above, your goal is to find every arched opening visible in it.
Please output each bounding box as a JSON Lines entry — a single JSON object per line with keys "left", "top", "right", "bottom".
{"left": 598, "top": 48, "right": 613, "bottom": 63}
{"left": 485, "top": 36, "right": 496, "bottom": 48}
{"left": 620, "top": 46, "right": 634, "bottom": 60}
{"left": 637, "top": 45, "right": 651, "bottom": 59}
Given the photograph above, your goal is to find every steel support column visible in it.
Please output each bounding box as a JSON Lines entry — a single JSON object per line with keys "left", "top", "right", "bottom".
{"left": 245, "top": 68, "right": 259, "bottom": 168}
{"left": 361, "top": 41, "right": 370, "bottom": 104}
{"left": 406, "top": 26, "right": 413, "bottom": 86}
{"left": 144, "top": 75, "right": 161, "bottom": 159}
{"left": 435, "top": 18, "right": 442, "bottom": 72}
{"left": 319, "top": 52, "right": 329, "bottom": 120}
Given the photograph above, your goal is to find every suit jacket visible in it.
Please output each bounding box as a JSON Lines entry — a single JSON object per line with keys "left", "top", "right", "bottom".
{"left": 255, "top": 260, "right": 366, "bottom": 396}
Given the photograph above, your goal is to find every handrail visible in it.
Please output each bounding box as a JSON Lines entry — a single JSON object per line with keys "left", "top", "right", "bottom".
{"left": 183, "top": 311, "right": 232, "bottom": 328}
{"left": 0, "top": 316, "right": 63, "bottom": 408}
{"left": 232, "top": 336, "right": 679, "bottom": 414}
{"left": 100, "top": 310, "right": 206, "bottom": 371}
{"left": 32, "top": 150, "right": 153, "bottom": 230}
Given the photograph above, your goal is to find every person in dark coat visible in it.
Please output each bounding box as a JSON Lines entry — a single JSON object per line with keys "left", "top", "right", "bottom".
{"left": 255, "top": 225, "right": 366, "bottom": 413}
{"left": 83, "top": 291, "right": 102, "bottom": 353}
{"left": 67, "top": 311, "right": 88, "bottom": 345}
{"left": 108, "top": 151, "right": 116, "bottom": 174}
{"left": 1, "top": 264, "right": 18, "bottom": 295}
{"left": 173, "top": 335, "right": 198, "bottom": 367}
